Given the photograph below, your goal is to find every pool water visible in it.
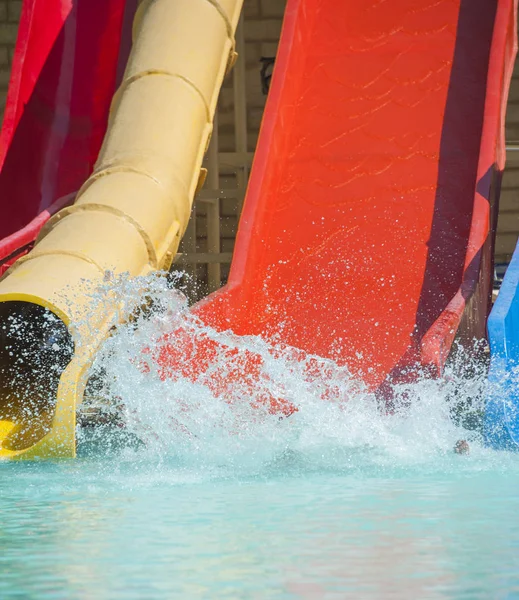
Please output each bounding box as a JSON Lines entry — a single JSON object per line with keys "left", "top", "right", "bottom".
{"left": 2, "top": 449, "right": 519, "bottom": 599}
{"left": 1, "top": 277, "right": 518, "bottom": 599}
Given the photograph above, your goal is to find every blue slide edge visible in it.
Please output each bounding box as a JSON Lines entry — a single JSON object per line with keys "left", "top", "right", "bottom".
{"left": 484, "top": 243, "right": 519, "bottom": 449}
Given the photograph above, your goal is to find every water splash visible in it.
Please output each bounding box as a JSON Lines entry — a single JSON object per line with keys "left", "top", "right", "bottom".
{"left": 77, "top": 274, "right": 492, "bottom": 475}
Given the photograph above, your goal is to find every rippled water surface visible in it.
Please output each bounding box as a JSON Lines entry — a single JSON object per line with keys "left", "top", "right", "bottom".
{"left": 3, "top": 454, "right": 519, "bottom": 599}
{"left": 1, "top": 276, "right": 518, "bottom": 599}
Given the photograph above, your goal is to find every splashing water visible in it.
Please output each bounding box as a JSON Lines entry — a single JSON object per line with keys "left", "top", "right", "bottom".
{"left": 4, "top": 275, "right": 519, "bottom": 600}
{"left": 79, "top": 274, "right": 492, "bottom": 476}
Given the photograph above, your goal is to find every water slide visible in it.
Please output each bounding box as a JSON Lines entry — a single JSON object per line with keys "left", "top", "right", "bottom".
{"left": 0, "top": 0, "right": 516, "bottom": 459}
{"left": 484, "top": 8, "right": 519, "bottom": 449}
{"left": 485, "top": 249, "right": 519, "bottom": 448}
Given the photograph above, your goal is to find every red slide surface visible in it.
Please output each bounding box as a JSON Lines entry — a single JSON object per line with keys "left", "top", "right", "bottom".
{"left": 0, "top": 0, "right": 134, "bottom": 273}
{"left": 188, "top": 0, "right": 516, "bottom": 394}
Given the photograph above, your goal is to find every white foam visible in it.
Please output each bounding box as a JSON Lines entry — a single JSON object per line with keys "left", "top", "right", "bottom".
{"left": 78, "top": 274, "right": 493, "bottom": 474}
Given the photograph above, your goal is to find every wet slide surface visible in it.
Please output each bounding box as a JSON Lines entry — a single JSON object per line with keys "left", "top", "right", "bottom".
{"left": 194, "top": 0, "right": 511, "bottom": 390}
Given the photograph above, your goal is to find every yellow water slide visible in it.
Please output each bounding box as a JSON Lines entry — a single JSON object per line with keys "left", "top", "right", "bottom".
{"left": 0, "top": 0, "right": 244, "bottom": 458}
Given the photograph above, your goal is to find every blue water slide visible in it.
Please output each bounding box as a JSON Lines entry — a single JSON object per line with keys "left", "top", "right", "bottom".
{"left": 484, "top": 249, "right": 519, "bottom": 449}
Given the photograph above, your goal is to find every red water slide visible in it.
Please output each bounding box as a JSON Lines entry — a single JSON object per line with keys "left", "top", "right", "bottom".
{"left": 189, "top": 0, "right": 517, "bottom": 393}
{"left": 0, "top": 0, "right": 134, "bottom": 273}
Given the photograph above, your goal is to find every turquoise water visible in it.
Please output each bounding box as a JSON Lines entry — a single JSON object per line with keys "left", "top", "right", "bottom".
{"left": 3, "top": 450, "right": 519, "bottom": 599}
{"left": 2, "top": 277, "right": 519, "bottom": 599}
